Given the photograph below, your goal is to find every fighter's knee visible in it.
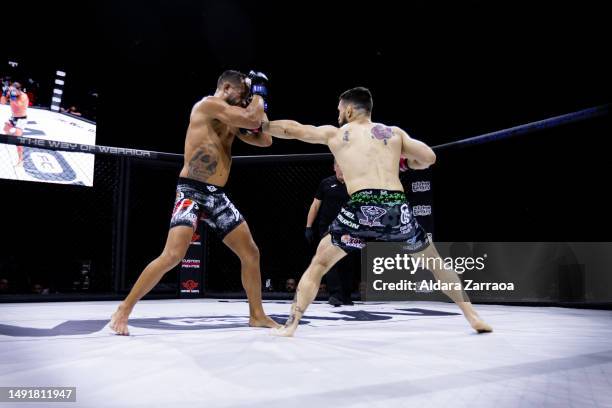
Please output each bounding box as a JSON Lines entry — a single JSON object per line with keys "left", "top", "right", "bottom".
{"left": 311, "top": 254, "right": 332, "bottom": 271}
{"left": 161, "top": 249, "right": 184, "bottom": 268}
{"left": 239, "top": 242, "right": 260, "bottom": 264}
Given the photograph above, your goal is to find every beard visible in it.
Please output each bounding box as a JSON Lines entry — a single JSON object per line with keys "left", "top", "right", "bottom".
{"left": 338, "top": 115, "right": 348, "bottom": 127}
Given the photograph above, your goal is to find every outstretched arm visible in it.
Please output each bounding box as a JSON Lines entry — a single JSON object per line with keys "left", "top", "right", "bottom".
{"left": 262, "top": 120, "right": 337, "bottom": 145}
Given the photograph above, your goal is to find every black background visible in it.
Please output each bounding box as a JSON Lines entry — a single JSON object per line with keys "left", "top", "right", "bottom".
{"left": 7, "top": 1, "right": 610, "bottom": 153}
{"left": 1, "top": 1, "right": 610, "bottom": 295}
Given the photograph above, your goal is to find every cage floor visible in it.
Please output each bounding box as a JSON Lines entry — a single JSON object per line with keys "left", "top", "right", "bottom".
{"left": 1, "top": 299, "right": 611, "bottom": 408}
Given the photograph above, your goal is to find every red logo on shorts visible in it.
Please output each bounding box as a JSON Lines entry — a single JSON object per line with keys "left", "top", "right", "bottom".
{"left": 174, "top": 198, "right": 194, "bottom": 212}
{"left": 341, "top": 234, "right": 366, "bottom": 249}
{"left": 181, "top": 280, "right": 199, "bottom": 292}
{"left": 173, "top": 199, "right": 197, "bottom": 221}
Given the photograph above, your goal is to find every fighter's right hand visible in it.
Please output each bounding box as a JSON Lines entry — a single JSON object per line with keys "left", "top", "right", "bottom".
{"left": 248, "top": 71, "right": 269, "bottom": 98}
{"left": 399, "top": 157, "right": 409, "bottom": 172}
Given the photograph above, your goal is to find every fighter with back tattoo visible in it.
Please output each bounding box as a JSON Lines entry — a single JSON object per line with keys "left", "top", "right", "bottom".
{"left": 263, "top": 87, "right": 493, "bottom": 336}
{"left": 110, "top": 70, "right": 279, "bottom": 335}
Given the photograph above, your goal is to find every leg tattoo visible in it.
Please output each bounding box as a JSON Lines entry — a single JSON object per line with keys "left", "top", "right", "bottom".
{"left": 285, "top": 289, "right": 304, "bottom": 327}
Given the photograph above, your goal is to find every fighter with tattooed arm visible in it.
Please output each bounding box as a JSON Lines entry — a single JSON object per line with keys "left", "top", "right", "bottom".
{"left": 262, "top": 87, "right": 493, "bottom": 336}
{"left": 110, "top": 70, "right": 279, "bottom": 335}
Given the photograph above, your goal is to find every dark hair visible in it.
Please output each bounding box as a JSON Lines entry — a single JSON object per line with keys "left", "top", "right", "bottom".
{"left": 217, "top": 70, "right": 246, "bottom": 90}
{"left": 339, "top": 87, "right": 373, "bottom": 114}
{"left": 11, "top": 82, "right": 22, "bottom": 90}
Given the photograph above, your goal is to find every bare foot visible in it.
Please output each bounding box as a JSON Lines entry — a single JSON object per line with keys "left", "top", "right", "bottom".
{"left": 109, "top": 303, "right": 131, "bottom": 335}
{"left": 249, "top": 315, "right": 281, "bottom": 329}
{"left": 467, "top": 315, "right": 493, "bottom": 333}
{"left": 270, "top": 324, "right": 297, "bottom": 337}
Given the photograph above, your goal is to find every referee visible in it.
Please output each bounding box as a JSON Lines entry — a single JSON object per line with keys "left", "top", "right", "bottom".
{"left": 305, "top": 161, "right": 357, "bottom": 306}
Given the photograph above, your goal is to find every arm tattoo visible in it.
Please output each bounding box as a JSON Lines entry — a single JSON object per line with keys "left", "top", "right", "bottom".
{"left": 371, "top": 125, "right": 394, "bottom": 145}
{"left": 187, "top": 144, "right": 218, "bottom": 181}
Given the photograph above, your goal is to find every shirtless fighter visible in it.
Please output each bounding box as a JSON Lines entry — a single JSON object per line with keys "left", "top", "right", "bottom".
{"left": 110, "top": 70, "right": 279, "bottom": 335}
{"left": 263, "top": 87, "right": 493, "bottom": 336}
{"left": 3, "top": 82, "right": 29, "bottom": 166}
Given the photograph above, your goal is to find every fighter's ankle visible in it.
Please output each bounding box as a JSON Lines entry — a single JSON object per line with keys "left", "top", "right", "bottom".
{"left": 118, "top": 302, "right": 134, "bottom": 312}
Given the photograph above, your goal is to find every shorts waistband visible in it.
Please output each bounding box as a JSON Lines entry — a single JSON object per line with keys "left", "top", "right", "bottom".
{"left": 349, "top": 189, "right": 406, "bottom": 204}
{"left": 178, "top": 177, "right": 225, "bottom": 193}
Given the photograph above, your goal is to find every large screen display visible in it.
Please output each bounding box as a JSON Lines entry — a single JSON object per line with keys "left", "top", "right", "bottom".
{"left": 0, "top": 105, "right": 96, "bottom": 186}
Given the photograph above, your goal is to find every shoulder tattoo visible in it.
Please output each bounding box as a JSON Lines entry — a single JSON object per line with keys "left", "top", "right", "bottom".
{"left": 371, "top": 125, "right": 394, "bottom": 145}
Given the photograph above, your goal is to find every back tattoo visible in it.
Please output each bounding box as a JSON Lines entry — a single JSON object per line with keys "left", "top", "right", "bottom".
{"left": 371, "top": 124, "right": 394, "bottom": 145}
